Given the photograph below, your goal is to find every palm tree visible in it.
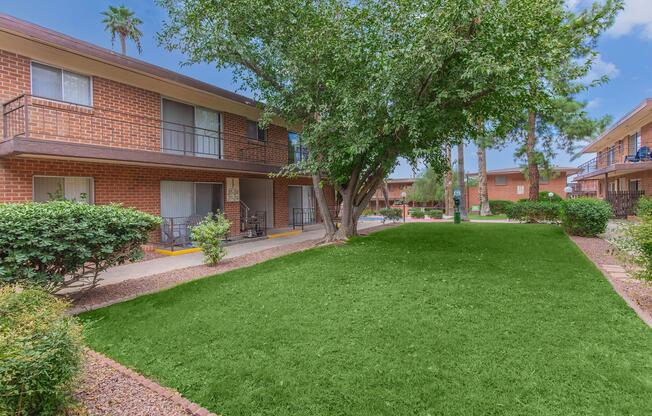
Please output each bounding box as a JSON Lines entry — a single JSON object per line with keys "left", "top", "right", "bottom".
{"left": 101, "top": 5, "right": 143, "bottom": 55}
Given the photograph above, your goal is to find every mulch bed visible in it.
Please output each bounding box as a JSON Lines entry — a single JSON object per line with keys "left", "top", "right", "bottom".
{"left": 570, "top": 235, "right": 652, "bottom": 327}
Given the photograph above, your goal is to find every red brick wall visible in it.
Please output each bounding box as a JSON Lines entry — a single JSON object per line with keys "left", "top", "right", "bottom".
{"left": 0, "top": 51, "right": 30, "bottom": 100}
{"left": 467, "top": 172, "right": 569, "bottom": 208}
{"left": 0, "top": 49, "right": 290, "bottom": 165}
{"left": 0, "top": 157, "right": 315, "bottom": 236}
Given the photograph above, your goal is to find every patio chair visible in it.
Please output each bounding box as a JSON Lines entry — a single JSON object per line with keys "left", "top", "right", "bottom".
{"left": 624, "top": 146, "right": 651, "bottom": 163}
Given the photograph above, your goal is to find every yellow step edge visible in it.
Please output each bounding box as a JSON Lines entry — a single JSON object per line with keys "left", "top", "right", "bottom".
{"left": 267, "top": 230, "right": 303, "bottom": 239}
{"left": 154, "top": 247, "right": 202, "bottom": 256}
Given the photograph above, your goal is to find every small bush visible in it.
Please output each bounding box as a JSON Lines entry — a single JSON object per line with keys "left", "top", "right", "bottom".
{"left": 506, "top": 201, "right": 561, "bottom": 223}
{"left": 627, "top": 216, "right": 652, "bottom": 278}
{"left": 362, "top": 208, "right": 376, "bottom": 217}
{"left": 561, "top": 198, "right": 612, "bottom": 237}
{"left": 538, "top": 191, "right": 563, "bottom": 202}
{"left": 489, "top": 200, "right": 514, "bottom": 215}
{"left": 427, "top": 209, "right": 443, "bottom": 219}
{"left": 190, "top": 212, "right": 232, "bottom": 265}
{"left": 636, "top": 196, "right": 652, "bottom": 217}
{"left": 379, "top": 208, "right": 402, "bottom": 222}
{"left": 0, "top": 287, "right": 83, "bottom": 415}
{"left": 0, "top": 202, "right": 161, "bottom": 293}
{"left": 410, "top": 209, "right": 426, "bottom": 219}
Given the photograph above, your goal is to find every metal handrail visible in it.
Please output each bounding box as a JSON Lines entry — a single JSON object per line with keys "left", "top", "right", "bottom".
{"left": 2, "top": 94, "right": 294, "bottom": 165}
{"left": 577, "top": 141, "right": 633, "bottom": 175}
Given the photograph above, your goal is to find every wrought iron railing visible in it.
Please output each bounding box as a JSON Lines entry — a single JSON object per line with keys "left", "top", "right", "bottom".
{"left": 2, "top": 94, "right": 290, "bottom": 166}
{"left": 606, "top": 190, "right": 645, "bottom": 218}
{"left": 160, "top": 215, "right": 203, "bottom": 249}
{"left": 577, "top": 141, "right": 633, "bottom": 176}
{"left": 292, "top": 208, "right": 317, "bottom": 230}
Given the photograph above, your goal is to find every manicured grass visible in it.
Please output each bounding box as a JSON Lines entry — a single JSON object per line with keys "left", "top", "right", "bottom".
{"left": 468, "top": 213, "right": 508, "bottom": 220}
{"left": 81, "top": 223, "right": 652, "bottom": 416}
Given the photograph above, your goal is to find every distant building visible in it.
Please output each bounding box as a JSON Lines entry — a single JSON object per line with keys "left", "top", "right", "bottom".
{"left": 466, "top": 167, "right": 580, "bottom": 210}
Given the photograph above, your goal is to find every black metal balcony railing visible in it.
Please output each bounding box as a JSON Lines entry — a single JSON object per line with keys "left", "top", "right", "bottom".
{"left": 2, "top": 94, "right": 291, "bottom": 166}
{"left": 575, "top": 140, "right": 652, "bottom": 176}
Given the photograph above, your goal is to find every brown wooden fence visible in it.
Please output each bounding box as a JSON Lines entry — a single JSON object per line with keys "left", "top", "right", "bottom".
{"left": 606, "top": 190, "right": 645, "bottom": 218}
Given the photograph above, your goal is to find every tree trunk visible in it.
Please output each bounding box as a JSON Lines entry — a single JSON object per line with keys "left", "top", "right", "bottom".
{"left": 382, "top": 181, "right": 390, "bottom": 208}
{"left": 444, "top": 145, "right": 454, "bottom": 216}
{"left": 477, "top": 144, "right": 491, "bottom": 216}
{"left": 527, "top": 110, "right": 540, "bottom": 200}
{"left": 457, "top": 142, "right": 468, "bottom": 220}
{"left": 120, "top": 35, "right": 127, "bottom": 55}
{"left": 313, "top": 167, "right": 387, "bottom": 242}
{"left": 312, "top": 174, "right": 337, "bottom": 240}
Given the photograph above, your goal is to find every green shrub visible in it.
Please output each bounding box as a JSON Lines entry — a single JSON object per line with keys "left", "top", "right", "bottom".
{"left": 190, "top": 212, "right": 232, "bottom": 265}
{"left": 379, "top": 208, "right": 402, "bottom": 222}
{"left": 0, "top": 286, "right": 83, "bottom": 415}
{"left": 0, "top": 202, "right": 161, "bottom": 293}
{"left": 362, "top": 208, "right": 376, "bottom": 216}
{"left": 410, "top": 209, "right": 426, "bottom": 219}
{"left": 488, "top": 200, "right": 514, "bottom": 215}
{"left": 506, "top": 201, "right": 561, "bottom": 223}
{"left": 427, "top": 209, "right": 443, "bottom": 219}
{"left": 538, "top": 191, "right": 563, "bottom": 202}
{"left": 636, "top": 196, "right": 652, "bottom": 217}
{"left": 561, "top": 198, "right": 612, "bottom": 237}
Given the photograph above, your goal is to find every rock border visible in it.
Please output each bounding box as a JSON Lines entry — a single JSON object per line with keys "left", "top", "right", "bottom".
{"left": 569, "top": 236, "right": 652, "bottom": 329}
{"left": 83, "top": 349, "right": 217, "bottom": 416}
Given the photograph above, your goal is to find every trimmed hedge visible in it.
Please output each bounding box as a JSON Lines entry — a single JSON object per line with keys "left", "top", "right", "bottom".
{"left": 0, "top": 202, "right": 161, "bottom": 293}
{"left": 0, "top": 287, "right": 83, "bottom": 415}
{"left": 538, "top": 191, "right": 562, "bottom": 202}
{"left": 410, "top": 209, "right": 426, "bottom": 219}
{"left": 561, "top": 198, "right": 612, "bottom": 237}
{"left": 488, "top": 200, "right": 514, "bottom": 215}
{"left": 379, "top": 208, "right": 402, "bottom": 222}
{"left": 427, "top": 209, "right": 443, "bottom": 219}
{"left": 506, "top": 201, "right": 561, "bottom": 223}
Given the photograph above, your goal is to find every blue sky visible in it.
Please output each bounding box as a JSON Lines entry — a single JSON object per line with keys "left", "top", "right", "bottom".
{"left": 3, "top": 0, "right": 652, "bottom": 178}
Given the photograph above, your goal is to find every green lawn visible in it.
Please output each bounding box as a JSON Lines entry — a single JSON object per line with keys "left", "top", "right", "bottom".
{"left": 468, "top": 213, "right": 508, "bottom": 220}
{"left": 81, "top": 223, "right": 652, "bottom": 416}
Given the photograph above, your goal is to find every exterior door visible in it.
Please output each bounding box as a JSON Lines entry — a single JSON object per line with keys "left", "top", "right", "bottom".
{"left": 161, "top": 99, "right": 194, "bottom": 155}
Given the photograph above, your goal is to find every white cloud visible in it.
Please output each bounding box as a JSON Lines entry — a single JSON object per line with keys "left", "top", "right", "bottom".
{"left": 584, "top": 54, "right": 620, "bottom": 82}
{"left": 587, "top": 98, "right": 602, "bottom": 109}
{"left": 608, "top": 0, "right": 652, "bottom": 39}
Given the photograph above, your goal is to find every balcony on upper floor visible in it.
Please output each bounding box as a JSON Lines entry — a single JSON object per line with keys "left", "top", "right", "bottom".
{"left": 1, "top": 94, "right": 291, "bottom": 174}
{"left": 575, "top": 140, "right": 652, "bottom": 181}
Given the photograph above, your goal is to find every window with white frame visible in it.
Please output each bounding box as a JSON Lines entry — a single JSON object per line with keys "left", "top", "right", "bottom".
{"left": 494, "top": 175, "right": 507, "bottom": 186}
{"left": 516, "top": 185, "right": 524, "bottom": 195}
{"left": 31, "top": 62, "right": 92, "bottom": 106}
{"left": 246, "top": 120, "right": 267, "bottom": 142}
{"left": 629, "top": 132, "right": 641, "bottom": 156}
{"left": 33, "top": 176, "right": 94, "bottom": 203}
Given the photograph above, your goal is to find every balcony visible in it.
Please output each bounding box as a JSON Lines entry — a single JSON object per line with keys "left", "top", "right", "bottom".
{"left": 1, "top": 94, "right": 289, "bottom": 173}
{"left": 575, "top": 141, "right": 652, "bottom": 180}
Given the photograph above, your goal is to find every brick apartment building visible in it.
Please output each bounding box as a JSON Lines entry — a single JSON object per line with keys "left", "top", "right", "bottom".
{"left": 0, "top": 14, "right": 332, "bottom": 244}
{"left": 467, "top": 167, "right": 579, "bottom": 210}
{"left": 573, "top": 99, "right": 652, "bottom": 216}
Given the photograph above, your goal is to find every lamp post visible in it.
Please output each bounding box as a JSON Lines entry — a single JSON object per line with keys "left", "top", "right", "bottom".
{"left": 400, "top": 191, "right": 407, "bottom": 223}
{"left": 547, "top": 191, "right": 554, "bottom": 202}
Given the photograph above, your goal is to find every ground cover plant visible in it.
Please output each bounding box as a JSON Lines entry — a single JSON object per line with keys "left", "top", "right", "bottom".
{"left": 81, "top": 224, "right": 652, "bottom": 416}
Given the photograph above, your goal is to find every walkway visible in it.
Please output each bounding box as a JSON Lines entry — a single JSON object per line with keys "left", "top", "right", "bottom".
{"left": 94, "top": 221, "right": 380, "bottom": 288}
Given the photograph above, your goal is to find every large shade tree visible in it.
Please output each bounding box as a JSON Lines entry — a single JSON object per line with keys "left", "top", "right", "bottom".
{"left": 158, "top": 0, "right": 621, "bottom": 240}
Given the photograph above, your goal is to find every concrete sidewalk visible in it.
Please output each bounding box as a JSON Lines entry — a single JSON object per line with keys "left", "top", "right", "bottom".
{"left": 94, "top": 221, "right": 381, "bottom": 287}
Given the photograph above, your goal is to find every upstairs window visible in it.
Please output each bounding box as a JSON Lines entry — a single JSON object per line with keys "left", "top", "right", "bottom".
{"left": 246, "top": 120, "right": 267, "bottom": 142}
{"left": 31, "top": 62, "right": 92, "bottom": 106}
{"left": 628, "top": 132, "right": 641, "bottom": 156}
{"left": 494, "top": 175, "right": 507, "bottom": 186}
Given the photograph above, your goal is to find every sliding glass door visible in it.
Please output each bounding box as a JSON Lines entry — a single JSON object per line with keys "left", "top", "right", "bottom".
{"left": 161, "top": 99, "right": 222, "bottom": 159}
